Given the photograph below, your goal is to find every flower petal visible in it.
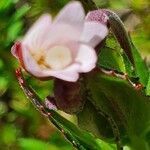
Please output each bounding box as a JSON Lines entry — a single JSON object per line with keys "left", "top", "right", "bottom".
{"left": 23, "top": 14, "right": 52, "bottom": 52}
{"left": 21, "top": 44, "right": 47, "bottom": 76}
{"left": 21, "top": 44, "right": 80, "bottom": 82}
{"left": 11, "top": 41, "right": 22, "bottom": 59}
{"left": 53, "top": 1, "right": 85, "bottom": 30}
{"left": 75, "top": 44, "right": 97, "bottom": 72}
{"left": 80, "top": 21, "right": 108, "bottom": 47}
{"left": 47, "top": 23, "right": 81, "bottom": 45}
{"left": 46, "top": 64, "right": 80, "bottom": 82}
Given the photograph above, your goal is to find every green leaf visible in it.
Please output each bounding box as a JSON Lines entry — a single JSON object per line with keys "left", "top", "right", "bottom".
{"left": 146, "top": 74, "right": 150, "bottom": 96}
{"left": 98, "top": 46, "right": 125, "bottom": 72}
{"left": 104, "top": 10, "right": 134, "bottom": 65}
{"left": 77, "top": 100, "right": 114, "bottom": 142}
{"left": 0, "top": 0, "right": 12, "bottom": 11}
{"left": 19, "top": 136, "right": 73, "bottom": 150}
{"left": 101, "top": 35, "right": 134, "bottom": 76}
{"left": 7, "top": 21, "right": 23, "bottom": 43}
{"left": 121, "top": 52, "right": 134, "bottom": 77}
{"left": 105, "top": 10, "right": 149, "bottom": 85}
{"left": 49, "top": 110, "right": 102, "bottom": 150}
{"left": 129, "top": 37, "right": 149, "bottom": 86}
{"left": 96, "top": 139, "right": 117, "bottom": 150}
{"left": 87, "top": 73, "right": 150, "bottom": 149}
{"left": 12, "top": 4, "right": 30, "bottom": 21}
{"left": 49, "top": 131, "right": 73, "bottom": 149}
{"left": 19, "top": 138, "right": 58, "bottom": 150}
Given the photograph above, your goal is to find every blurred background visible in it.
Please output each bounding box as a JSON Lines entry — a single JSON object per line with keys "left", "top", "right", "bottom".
{"left": 0, "top": 0, "right": 149, "bottom": 150}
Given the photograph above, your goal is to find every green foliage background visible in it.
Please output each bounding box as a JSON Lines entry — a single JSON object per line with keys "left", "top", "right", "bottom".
{"left": 0, "top": 0, "right": 149, "bottom": 150}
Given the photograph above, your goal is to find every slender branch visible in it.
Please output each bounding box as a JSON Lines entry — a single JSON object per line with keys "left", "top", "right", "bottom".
{"left": 97, "top": 67, "right": 143, "bottom": 90}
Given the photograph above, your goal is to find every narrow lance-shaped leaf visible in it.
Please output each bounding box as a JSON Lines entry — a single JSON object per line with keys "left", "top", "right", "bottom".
{"left": 15, "top": 68, "right": 102, "bottom": 150}
{"left": 103, "top": 10, "right": 134, "bottom": 65}
{"left": 128, "top": 34, "right": 149, "bottom": 86}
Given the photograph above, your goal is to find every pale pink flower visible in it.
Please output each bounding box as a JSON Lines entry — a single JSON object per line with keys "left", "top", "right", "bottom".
{"left": 11, "top": 1, "right": 108, "bottom": 82}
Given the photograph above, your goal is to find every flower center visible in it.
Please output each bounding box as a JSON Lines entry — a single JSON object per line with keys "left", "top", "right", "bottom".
{"left": 32, "top": 46, "right": 72, "bottom": 70}
{"left": 44, "top": 45, "right": 72, "bottom": 70}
